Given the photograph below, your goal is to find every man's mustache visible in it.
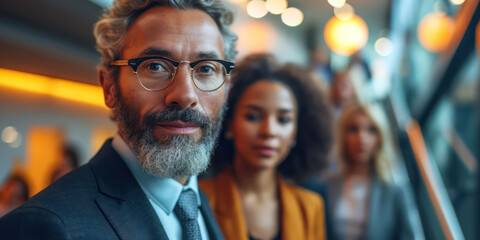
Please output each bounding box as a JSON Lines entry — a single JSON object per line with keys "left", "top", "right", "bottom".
{"left": 143, "top": 107, "right": 212, "bottom": 129}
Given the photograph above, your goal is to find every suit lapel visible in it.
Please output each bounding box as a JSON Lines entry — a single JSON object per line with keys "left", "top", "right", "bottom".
{"left": 95, "top": 195, "right": 168, "bottom": 240}
{"left": 89, "top": 140, "right": 168, "bottom": 240}
{"left": 213, "top": 169, "right": 249, "bottom": 240}
{"left": 279, "top": 178, "right": 304, "bottom": 240}
{"left": 199, "top": 190, "right": 224, "bottom": 240}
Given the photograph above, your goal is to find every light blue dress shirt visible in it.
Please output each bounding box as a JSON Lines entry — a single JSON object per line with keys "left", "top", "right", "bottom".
{"left": 112, "top": 134, "right": 210, "bottom": 240}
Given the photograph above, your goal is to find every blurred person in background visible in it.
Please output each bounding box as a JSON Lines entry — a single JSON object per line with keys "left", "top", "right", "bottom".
{"left": 325, "top": 104, "right": 424, "bottom": 240}
{"left": 200, "top": 54, "right": 333, "bottom": 240}
{"left": 330, "top": 69, "right": 358, "bottom": 120}
{"left": 0, "top": 0, "right": 237, "bottom": 239}
{"left": 347, "top": 53, "right": 372, "bottom": 85}
{"left": 50, "top": 144, "right": 80, "bottom": 183}
{"left": 330, "top": 53, "right": 373, "bottom": 121}
{"left": 0, "top": 174, "right": 29, "bottom": 217}
{"left": 309, "top": 47, "right": 333, "bottom": 87}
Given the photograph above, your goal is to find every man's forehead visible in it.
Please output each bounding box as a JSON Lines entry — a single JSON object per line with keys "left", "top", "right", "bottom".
{"left": 122, "top": 6, "right": 224, "bottom": 59}
{"left": 137, "top": 6, "right": 215, "bottom": 27}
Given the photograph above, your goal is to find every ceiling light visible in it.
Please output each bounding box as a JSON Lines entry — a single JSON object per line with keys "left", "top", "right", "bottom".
{"left": 418, "top": 12, "right": 455, "bottom": 52}
{"left": 281, "top": 7, "right": 304, "bottom": 27}
{"left": 324, "top": 15, "right": 369, "bottom": 56}
{"left": 247, "top": 0, "right": 269, "bottom": 18}
{"left": 374, "top": 37, "right": 393, "bottom": 56}
{"left": 266, "top": 0, "right": 288, "bottom": 15}
{"left": 2, "top": 126, "right": 18, "bottom": 144}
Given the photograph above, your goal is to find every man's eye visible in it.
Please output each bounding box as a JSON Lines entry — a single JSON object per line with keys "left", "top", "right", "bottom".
{"left": 200, "top": 65, "right": 214, "bottom": 73}
{"left": 199, "top": 65, "right": 215, "bottom": 74}
{"left": 196, "top": 62, "right": 219, "bottom": 75}
{"left": 148, "top": 63, "right": 165, "bottom": 72}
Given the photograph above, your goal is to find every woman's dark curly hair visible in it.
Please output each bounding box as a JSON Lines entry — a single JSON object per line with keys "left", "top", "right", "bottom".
{"left": 210, "top": 54, "right": 333, "bottom": 182}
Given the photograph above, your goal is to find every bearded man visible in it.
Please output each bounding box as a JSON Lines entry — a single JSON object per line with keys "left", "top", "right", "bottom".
{"left": 0, "top": 0, "right": 237, "bottom": 239}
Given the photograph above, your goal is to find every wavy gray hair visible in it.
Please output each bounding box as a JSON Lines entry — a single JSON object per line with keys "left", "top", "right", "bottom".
{"left": 94, "top": 0, "right": 238, "bottom": 80}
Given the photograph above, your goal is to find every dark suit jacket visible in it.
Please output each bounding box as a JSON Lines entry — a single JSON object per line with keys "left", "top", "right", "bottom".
{"left": 0, "top": 140, "right": 224, "bottom": 240}
{"left": 325, "top": 174, "right": 424, "bottom": 240}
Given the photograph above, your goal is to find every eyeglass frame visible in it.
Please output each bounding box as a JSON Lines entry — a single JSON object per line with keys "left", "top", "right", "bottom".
{"left": 110, "top": 56, "right": 235, "bottom": 92}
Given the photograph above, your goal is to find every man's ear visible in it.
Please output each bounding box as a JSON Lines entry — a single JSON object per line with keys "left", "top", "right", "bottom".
{"left": 99, "top": 67, "right": 116, "bottom": 108}
{"left": 225, "top": 74, "right": 231, "bottom": 86}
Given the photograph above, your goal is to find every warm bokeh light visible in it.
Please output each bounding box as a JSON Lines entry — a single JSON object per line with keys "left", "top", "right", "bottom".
{"left": 418, "top": 12, "right": 455, "bottom": 52}
{"left": 449, "top": 0, "right": 465, "bottom": 5}
{"left": 2, "top": 126, "right": 18, "bottom": 144}
{"left": 375, "top": 37, "right": 393, "bottom": 56}
{"left": 233, "top": 21, "right": 276, "bottom": 57}
{"left": 324, "top": 15, "right": 369, "bottom": 56}
{"left": 247, "top": 0, "right": 268, "bottom": 18}
{"left": 0, "top": 68, "right": 106, "bottom": 108}
{"left": 328, "top": 0, "right": 346, "bottom": 8}
{"left": 334, "top": 3, "right": 355, "bottom": 21}
{"left": 266, "top": 0, "right": 287, "bottom": 15}
{"left": 281, "top": 7, "right": 304, "bottom": 27}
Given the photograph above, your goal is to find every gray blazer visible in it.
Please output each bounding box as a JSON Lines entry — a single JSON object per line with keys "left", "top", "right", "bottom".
{"left": 0, "top": 140, "right": 224, "bottom": 240}
{"left": 325, "top": 174, "right": 424, "bottom": 240}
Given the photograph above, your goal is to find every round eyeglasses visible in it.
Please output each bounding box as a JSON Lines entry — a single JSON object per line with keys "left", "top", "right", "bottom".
{"left": 111, "top": 57, "right": 235, "bottom": 92}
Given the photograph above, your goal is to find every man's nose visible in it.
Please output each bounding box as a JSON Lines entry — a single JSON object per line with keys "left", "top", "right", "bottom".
{"left": 164, "top": 64, "right": 199, "bottom": 109}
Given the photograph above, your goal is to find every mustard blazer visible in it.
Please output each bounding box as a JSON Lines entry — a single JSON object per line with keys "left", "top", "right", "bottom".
{"left": 199, "top": 168, "right": 326, "bottom": 240}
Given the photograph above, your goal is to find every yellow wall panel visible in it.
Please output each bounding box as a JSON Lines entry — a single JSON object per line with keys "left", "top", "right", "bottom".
{"left": 91, "top": 126, "right": 116, "bottom": 156}
{"left": 25, "top": 127, "right": 64, "bottom": 196}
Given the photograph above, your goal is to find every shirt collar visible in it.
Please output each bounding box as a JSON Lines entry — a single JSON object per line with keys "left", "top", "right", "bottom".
{"left": 111, "top": 134, "right": 202, "bottom": 215}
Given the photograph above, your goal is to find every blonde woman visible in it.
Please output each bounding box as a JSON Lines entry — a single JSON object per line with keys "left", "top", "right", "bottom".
{"left": 325, "top": 103, "right": 423, "bottom": 240}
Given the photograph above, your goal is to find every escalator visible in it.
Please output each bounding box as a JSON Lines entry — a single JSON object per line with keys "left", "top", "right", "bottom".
{"left": 384, "top": 0, "right": 480, "bottom": 239}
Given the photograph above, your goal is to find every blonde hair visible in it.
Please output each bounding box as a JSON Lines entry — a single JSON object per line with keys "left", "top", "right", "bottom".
{"left": 336, "top": 103, "right": 394, "bottom": 183}
{"left": 94, "top": 0, "right": 238, "bottom": 80}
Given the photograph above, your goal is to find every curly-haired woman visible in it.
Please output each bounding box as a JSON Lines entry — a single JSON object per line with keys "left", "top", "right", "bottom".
{"left": 199, "top": 54, "right": 333, "bottom": 240}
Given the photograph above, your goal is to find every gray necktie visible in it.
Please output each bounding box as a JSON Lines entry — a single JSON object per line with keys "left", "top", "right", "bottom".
{"left": 174, "top": 189, "right": 202, "bottom": 240}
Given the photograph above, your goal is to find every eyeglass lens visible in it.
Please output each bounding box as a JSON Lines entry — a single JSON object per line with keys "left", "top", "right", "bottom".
{"left": 135, "top": 59, "right": 226, "bottom": 91}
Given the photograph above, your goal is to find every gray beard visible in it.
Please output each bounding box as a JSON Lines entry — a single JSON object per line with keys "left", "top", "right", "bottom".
{"left": 113, "top": 87, "right": 224, "bottom": 179}
{"left": 133, "top": 123, "right": 220, "bottom": 179}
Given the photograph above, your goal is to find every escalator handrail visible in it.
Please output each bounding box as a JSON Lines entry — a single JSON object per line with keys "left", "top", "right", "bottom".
{"left": 405, "top": 120, "right": 465, "bottom": 240}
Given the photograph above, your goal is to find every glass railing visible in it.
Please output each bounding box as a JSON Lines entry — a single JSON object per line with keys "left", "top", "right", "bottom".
{"left": 388, "top": 0, "right": 480, "bottom": 238}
